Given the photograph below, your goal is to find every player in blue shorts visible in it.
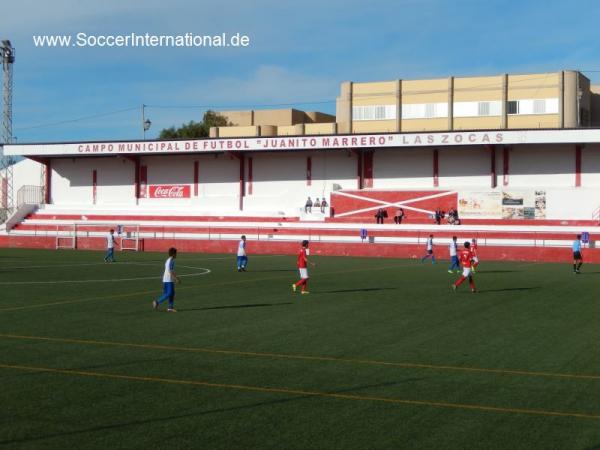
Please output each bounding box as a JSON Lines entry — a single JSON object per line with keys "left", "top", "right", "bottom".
{"left": 237, "top": 235, "right": 248, "bottom": 272}
{"left": 104, "top": 229, "right": 118, "bottom": 262}
{"left": 152, "top": 247, "right": 181, "bottom": 312}
{"left": 572, "top": 234, "right": 583, "bottom": 274}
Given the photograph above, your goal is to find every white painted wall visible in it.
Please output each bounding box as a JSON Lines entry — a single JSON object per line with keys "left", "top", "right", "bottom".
{"left": 195, "top": 153, "right": 239, "bottom": 210}
{"left": 244, "top": 150, "right": 356, "bottom": 213}
{"left": 581, "top": 144, "right": 600, "bottom": 187}
{"left": 545, "top": 188, "right": 599, "bottom": 220}
{"left": 509, "top": 145, "right": 574, "bottom": 188}
{"left": 374, "top": 148, "right": 433, "bottom": 188}
{"left": 52, "top": 158, "right": 94, "bottom": 205}
{"left": 43, "top": 145, "right": 600, "bottom": 220}
{"left": 438, "top": 147, "right": 490, "bottom": 187}
{"left": 96, "top": 157, "right": 136, "bottom": 205}
{"left": 11, "top": 158, "right": 44, "bottom": 193}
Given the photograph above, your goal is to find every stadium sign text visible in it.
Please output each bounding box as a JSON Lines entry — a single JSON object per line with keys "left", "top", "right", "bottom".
{"left": 7, "top": 129, "right": 600, "bottom": 157}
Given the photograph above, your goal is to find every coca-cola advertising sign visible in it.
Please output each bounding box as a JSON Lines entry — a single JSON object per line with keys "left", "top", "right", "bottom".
{"left": 149, "top": 185, "right": 191, "bottom": 199}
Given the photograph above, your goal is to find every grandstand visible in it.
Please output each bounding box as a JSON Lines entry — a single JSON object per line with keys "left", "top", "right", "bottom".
{"left": 2, "top": 70, "right": 600, "bottom": 262}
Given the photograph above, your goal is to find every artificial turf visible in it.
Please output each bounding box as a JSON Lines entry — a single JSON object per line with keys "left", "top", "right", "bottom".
{"left": 1, "top": 247, "right": 600, "bottom": 449}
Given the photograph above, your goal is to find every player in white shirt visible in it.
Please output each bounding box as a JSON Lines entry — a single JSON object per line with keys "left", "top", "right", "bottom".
{"left": 103, "top": 229, "right": 118, "bottom": 263}
{"left": 447, "top": 236, "right": 460, "bottom": 273}
{"left": 420, "top": 234, "right": 436, "bottom": 264}
{"left": 237, "top": 235, "right": 248, "bottom": 272}
{"left": 152, "top": 247, "right": 180, "bottom": 312}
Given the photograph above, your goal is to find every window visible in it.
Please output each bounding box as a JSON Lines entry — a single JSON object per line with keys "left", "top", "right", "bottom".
{"left": 507, "top": 101, "right": 519, "bottom": 115}
{"left": 477, "top": 102, "right": 490, "bottom": 116}
{"left": 352, "top": 105, "right": 396, "bottom": 121}
{"left": 453, "top": 101, "right": 501, "bottom": 117}
{"left": 425, "top": 103, "right": 436, "bottom": 118}
{"left": 401, "top": 102, "right": 448, "bottom": 119}
{"left": 533, "top": 99, "right": 546, "bottom": 114}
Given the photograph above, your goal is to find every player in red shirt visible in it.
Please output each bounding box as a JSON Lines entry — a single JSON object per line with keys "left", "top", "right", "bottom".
{"left": 292, "top": 240, "right": 315, "bottom": 294}
{"left": 471, "top": 238, "right": 480, "bottom": 272}
{"left": 452, "top": 241, "right": 477, "bottom": 293}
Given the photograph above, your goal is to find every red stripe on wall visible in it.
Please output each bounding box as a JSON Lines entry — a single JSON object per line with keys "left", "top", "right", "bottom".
{"left": 193, "top": 161, "right": 199, "bottom": 197}
{"left": 239, "top": 155, "right": 245, "bottom": 211}
{"left": 363, "top": 151, "right": 373, "bottom": 188}
{"left": 45, "top": 160, "right": 52, "bottom": 204}
{"left": 134, "top": 156, "right": 140, "bottom": 201}
{"left": 92, "top": 170, "right": 97, "bottom": 204}
{"left": 357, "top": 151, "right": 363, "bottom": 189}
{"left": 433, "top": 149, "right": 439, "bottom": 187}
{"left": 140, "top": 165, "right": 147, "bottom": 198}
{"left": 575, "top": 145, "right": 582, "bottom": 187}
{"left": 503, "top": 147, "right": 509, "bottom": 186}
{"left": 489, "top": 145, "right": 497, "bottom": 188}
{"left": 248, "top": 157, "right": 253, "bottom": 195}
{"left": 307, "top": 157, "right": 312, "bottom": 186}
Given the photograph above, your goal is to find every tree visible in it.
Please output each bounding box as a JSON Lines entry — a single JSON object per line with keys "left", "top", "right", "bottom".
{"left": 159, "top": 110, "right": 231, "bottom": 139}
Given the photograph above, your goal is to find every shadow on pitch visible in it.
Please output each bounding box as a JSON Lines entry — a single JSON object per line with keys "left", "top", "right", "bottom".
{"left": 475, "top": 270, "right": 518, "bottom": 274}
{"left": 477, "top": 286, "right": 541, "bottom": 293}
{"left": 244, "top": 269, "right": 297, "bottom": 273}
{"left": 0, "top": 378, "right": 422, "bottom": 446}
{"left": 181, "top": 302, "right": 293, "bottom": 311}
{"left": 317, "top": 287, "right": 396, "bottom": 294}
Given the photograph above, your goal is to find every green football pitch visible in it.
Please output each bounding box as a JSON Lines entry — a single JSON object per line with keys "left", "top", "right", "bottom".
{"left": 1, "top": 247, "right": 600, "bottom": 449}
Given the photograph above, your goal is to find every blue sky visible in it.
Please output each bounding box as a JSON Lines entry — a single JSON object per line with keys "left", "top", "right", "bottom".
{"left": 3, "top": 0, "right": 600, "bottom": 143}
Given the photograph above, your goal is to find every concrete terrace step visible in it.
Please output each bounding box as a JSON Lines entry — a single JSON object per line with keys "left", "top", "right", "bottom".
{"left": 15, "top": 216, "right": 600, "bottom": 234}
{"left": 6, "top": 228, "right": 578, "bottom": 248}
{"left": 12, "top": 222, "right": 590, "bottom": 240}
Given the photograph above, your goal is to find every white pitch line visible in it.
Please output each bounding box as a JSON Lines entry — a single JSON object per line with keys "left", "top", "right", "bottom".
{"left": 0, "top": 264, "right": 211, "bottom": 285}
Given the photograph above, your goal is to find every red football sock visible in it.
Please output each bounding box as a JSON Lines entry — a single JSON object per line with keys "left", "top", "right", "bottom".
{"left": 301, "top": 279, "right": 308, "bottom": 292}
{"left": 455, "top": 276, "right": 466, "bottom": 287}
{"left": 469, "top": 279, "right": 476, "bottom": 290}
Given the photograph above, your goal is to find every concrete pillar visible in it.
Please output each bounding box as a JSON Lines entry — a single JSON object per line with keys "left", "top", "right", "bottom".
{"left": 396, "top": 79, "right": 402, "bottom": 132}
{"left": 559, "top": 71, "right": 565, "bottom": 128}
{"left": 336, "top": 81, "right": 353, "bottom": 134}
{"left": 501, "top": 73, "right": 508, "bottom": 129}
{"left": 563, "top": 71, "right": 579, "bottom": 128}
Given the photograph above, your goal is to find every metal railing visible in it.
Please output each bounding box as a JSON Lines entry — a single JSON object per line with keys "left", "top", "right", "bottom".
{"left": 15, "top": 223, "right": 589, "bottom": 249}
{"left": 16, "top": 185, "right": 43, "bottom": 208}
{"left": 593, "top": 206, "right": 600, "bottom": 224}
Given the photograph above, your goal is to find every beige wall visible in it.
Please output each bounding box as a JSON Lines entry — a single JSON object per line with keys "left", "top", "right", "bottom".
{"left": 353, "top": 120, "right": 396, "bottom": 133}
{"left": 453, "top": 116, "right": 503, "bottom": 130}
{"left": 454, "top": 75, "right": 503, "bottom": 101}
{"left": 402, "top": 78, "right": 448, "bottom": 104}
{"left": 305, "top": 123, "right": 337, "bottom": 135}
{"left": 590, "top": 85, "right": 600, "bottom": 127}
{"left": 215, "top": 71, "right": 592, "bottom": 138}
{"left": 346, "top": 71, "right": 585, "bottom": 132}
{"left": 218, "top": 126, "right": 259, "bottom": 137}
{"left": 401, "top": 118, "right": 448, "bottom": 132}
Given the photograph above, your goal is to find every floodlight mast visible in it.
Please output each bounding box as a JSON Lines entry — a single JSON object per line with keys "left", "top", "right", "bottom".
{"left": 0, "top": 39, "right": 14, "bottom": 215}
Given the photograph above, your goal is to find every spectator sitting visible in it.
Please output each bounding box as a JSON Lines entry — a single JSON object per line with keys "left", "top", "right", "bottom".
{"left": 375, "top": 208, "right": 387, "bottom": 224}
{"left": 320, "top": 198, "right": 328, "bottom": 213}
{"left": 447, "top": 208, "right": 461, "bottom": 225}
{"left": 305, "top": 197, "right": 313, "bottom": 213}
{"left": 314, "top": 198, "right": 322, "bottom": 209}
{"left": 434, "top": 208, "right": 444, "bottom": 225}
{"left": 394, "top": 208, "right": 405, "bottom": 224}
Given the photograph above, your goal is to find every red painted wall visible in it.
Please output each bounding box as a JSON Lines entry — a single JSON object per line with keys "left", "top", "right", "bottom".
{"left": 331, "top": 190, "right": 458, "bottom": 221}
{"left": 2, "top": 235, "right": 599, "bottom": 264}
